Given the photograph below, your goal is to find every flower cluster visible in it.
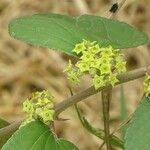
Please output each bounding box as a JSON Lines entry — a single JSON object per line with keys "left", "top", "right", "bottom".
{"left": 20, "top": 90, "right": 55, "bottom": 128}
{"left": 144, "top": 74, "right": 150, "bottom": 97}
{"left": 64, "top": 40, "right": 126, "bottom": 90}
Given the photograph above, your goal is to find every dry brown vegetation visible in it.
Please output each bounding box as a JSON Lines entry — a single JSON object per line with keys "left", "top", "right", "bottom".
{"left": 0, "top": 0, "right": 149, "bottom": 149}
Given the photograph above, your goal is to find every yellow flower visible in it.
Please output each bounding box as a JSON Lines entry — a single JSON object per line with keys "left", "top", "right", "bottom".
{"left": 39, "top": 108, "right": 55, "bottom": 123}
{"left": 88, "top": 44, "right": 101, "bottom": 54}
{"left": 63, "top": 60, "right": 73, "bottom": 73}
{"left": 20, "top": 90, "right": 55, "bottom": 128}
{"left": 73, "top": 42, "right": 86, "bottom": 54}
{"left": 76, "top": 61, "right": 90, "bottom": 73}
{"left": 101, "top": 46, "right": 114, "bottom": 57}
{"left": 100, "top": 64, "right": 111, "bottom": 74}
{"left": 108, "top": 73, "right": 119, "bottom": 87}
{"left": 64, "top": 39, "right": 127, "bottom": 90}
{"left": 93, "top": 75, "right": 105, "bottom": 90}
{"left": 23, "top": 99, "right": 34, "bottom": 113}
{"left": 115, "top": 60, "right": 126, "bottom": 73}
{"left": 67, "top": 69, "right": 80, "bottom": 84}
{"left": 80, "top": 51, "right": 94, "bottom": 62}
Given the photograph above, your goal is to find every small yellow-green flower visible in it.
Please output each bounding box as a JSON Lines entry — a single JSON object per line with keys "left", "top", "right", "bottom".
{"left": 38, "top": 108, "right": 55, "bottom": 122}
{"left": 73, "top": 42, "right": 86, "bottom": 54}
{"left": 67, "top": 69, "right": 80, "bottom": 84}
{"left": 90, "top": 59, "right": 100, "bottom": 69}
{"left": 76, "top": 61, "right": 90, "bottom": 73}
{"left": 83, "top": 39, "right": 96, "bottom": 48}
{"left": 115, "top": 58, "right": 126, "bottom": 73}
{"left": 101, "top": 46, "right": 114, "bottom": 57}
{"left": 93, "top": 75, "right": 105, "bottom": 90}
{"left": 100, "top": 64, "right": 111, "bottom": 74}
{"left": 89, "top": 44, "right": 101, "bottom": 54}
{"left": 20, "top": 90, "right": 55, "bottom": 128}
{"left": 80, "top": 51, "right": 94, "bottom": 61}
{"left": 63, "top": 60, "right": 73, "bottom": 73}
{"left": 35, "top": 97, "right": 51, "bottom": 106}
{"left": 99, "top": 56, "right": 111, "bottom": 64}
{"left": 108, "top": 73, "right": 119, "bottom": 87}
{"left": 64, "top": 39, "right": 127, "bottom": 90}
{"left": 23, "top": 99, "right": 34, "bottom": 113}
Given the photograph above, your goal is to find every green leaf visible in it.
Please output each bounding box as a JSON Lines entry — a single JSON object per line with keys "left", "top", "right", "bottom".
{"left": 9, "top": 14, "right": 86, "bottom": 56}
{"left": 2, "top": 121, "right": 78, "bottom": 150}
{"left": 0, "top": 118, "right": 9, "bottom": 129}
{"left": 75, "top": 105, "right": 124, "bottom": 149}
{"left": 77, "top": 15, "right": 148, "bottom": 49}
{"left": 9, "top": 13, "right": 148, "bottom": 56}
{"left": 124, "top": 96, "right": 150, "bottom": 150}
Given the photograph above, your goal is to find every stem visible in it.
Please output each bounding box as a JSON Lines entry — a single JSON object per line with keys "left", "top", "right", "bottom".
{"left": 0, "top": 65, "right": 149, "bottom": 140}
{"left": 98, "top": 94, "right": 145, "bottom": 149}
{"left": 101, "top": 89, "right": 112, "bottom": 150}
{"left": 0, "top": 120, "right": 22, "bottom": 139}
{"left": 98, "top": 142, "right": 105, "bottom": 150}
{"left": 99, "top": 112, "right": 132, "bottom": 150}
{"left": 55, "top": 65, "right": 149, "bottom": 116}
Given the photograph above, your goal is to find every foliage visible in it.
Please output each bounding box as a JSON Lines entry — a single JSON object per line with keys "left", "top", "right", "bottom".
{"left": 9, "top": 13, "right": 148, "bottom": 56}
{"left": 2, "top": 121, "right": 78, "bottom": 150}
{"left": 0, "top": 12, "right": 149, "bottom": 150}
{"left": 124, "top": 96, "right": 150, "bottom": 150}
{"left": 20, "top": 90, "right": 55, "bottom": 128}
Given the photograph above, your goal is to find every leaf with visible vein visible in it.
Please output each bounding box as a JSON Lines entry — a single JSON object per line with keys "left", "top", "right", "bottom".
{"left": 2, "top": 121, "right": 78, "bottom": 150}
{"left": 9, "top": 13, "right": 149, "bottom": 56}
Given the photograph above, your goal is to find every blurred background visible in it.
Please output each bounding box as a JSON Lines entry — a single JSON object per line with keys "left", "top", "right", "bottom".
{"left": 0, "top": 0, "right": 149, "bottom": 149}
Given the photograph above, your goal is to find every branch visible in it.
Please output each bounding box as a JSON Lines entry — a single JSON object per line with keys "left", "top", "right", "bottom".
{"left": 0, "top": 120, "right": 22, "bottom": 144}
{"left": 0, "top": 65, "right": 149, "bottom": 143}
{"left": 55, "top": 65, "right": 150, "bottom": 116}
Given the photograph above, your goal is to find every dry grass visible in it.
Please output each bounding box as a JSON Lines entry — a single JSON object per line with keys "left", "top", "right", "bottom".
{"left": 0, "top": 0, "right": 150, "bottom": 149}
